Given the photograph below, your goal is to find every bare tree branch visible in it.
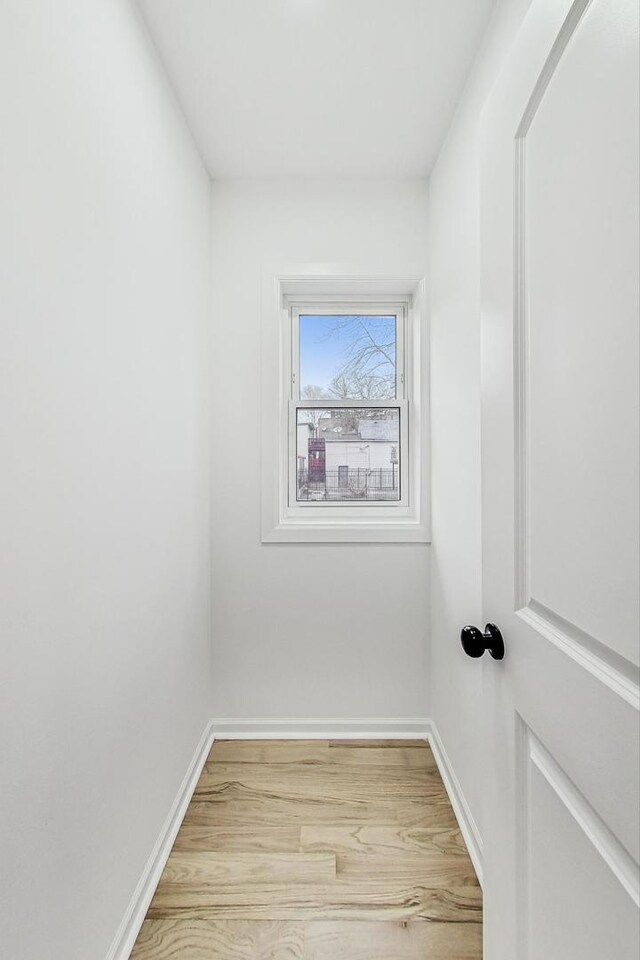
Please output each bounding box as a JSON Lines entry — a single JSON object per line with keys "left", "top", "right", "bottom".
{"left": 317, "top": 315, "right": 396, "bottom": 398}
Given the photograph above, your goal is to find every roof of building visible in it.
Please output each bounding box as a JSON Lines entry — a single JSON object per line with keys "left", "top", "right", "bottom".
{"left": 315, "top": 414, "right": 398, "bottom": 443}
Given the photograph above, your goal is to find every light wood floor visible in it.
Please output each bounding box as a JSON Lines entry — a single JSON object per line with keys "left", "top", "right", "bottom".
{"left": 130, "top": 740, "right": 482, "bottom": 959}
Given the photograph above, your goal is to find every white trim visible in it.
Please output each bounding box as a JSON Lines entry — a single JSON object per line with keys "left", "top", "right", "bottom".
{"left": 260, "top": 264, "right": 430, "bottom": 543}
{"left": 527, "top": 727, "right": 640, "bottom": 908}
{"left": 209, "top": 717, "right": 431, "bottom": 739}
{"left": 517, "top": 601, "right": 640, "bottom": 710}
{"left": 427, "top": 721, "right": 484, "bottom": 886}
{"left": 104, "top": 721, "right": 215, "bottom": 960}
{"left": 261, "top": 519, "right": 431, "bottom": 543}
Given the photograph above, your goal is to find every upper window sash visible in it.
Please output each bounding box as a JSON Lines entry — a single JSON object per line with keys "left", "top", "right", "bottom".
{"left": 289, "top": 302, "right": 407, "bottom": 403}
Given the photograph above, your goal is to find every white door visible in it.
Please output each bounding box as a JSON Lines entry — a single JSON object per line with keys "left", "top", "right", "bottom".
{"left": 479, "top": 1, "right": 639, "bottom": 958}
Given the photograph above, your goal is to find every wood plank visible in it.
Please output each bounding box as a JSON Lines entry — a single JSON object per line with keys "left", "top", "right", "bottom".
{"left": 322, "top": 746, "right": 436, "bottom": 769}
{"left": 130, "top": 918, "right": 482, "bottom": 960}
{"left": 335, "top": 851, "right": 478, "bottom": 888}
{"left": 147, "top": 879, "right": 482, "bottom": 922}
{"left": 173, "top": 823, "right": 300, "bottom": 853}
{"left": 181, "top": 796, "right": 455, "bottom": 828}
{"left": 130, "top": 919, "right": 304, "bottom": 960}
{"left": 303, "top": 920, "right": 483, "bottom": 960}
{"left": 300, "top": 823, "right": 466, "bottom": 858}
{"left": 194, "top": 762, "right": 448, "bottom": 802}
{"left": 158, "top": 852, "right": 477, "bottom": 902}
{"left": 327, "top": 740, "right": 426, "bottom": 748}
{"left": 161, "top": 852, "right": 336, "bottom": 886}
{"left": 208, "top": 741, "right": 330, "bottom": 764}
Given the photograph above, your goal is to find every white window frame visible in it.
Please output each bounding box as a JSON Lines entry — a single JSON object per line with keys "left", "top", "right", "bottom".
{"left": 261, "top": 265, "right": 430, "bottom": 543}
{"left": 289, "top": 300, "right": 409, "bottom": 513}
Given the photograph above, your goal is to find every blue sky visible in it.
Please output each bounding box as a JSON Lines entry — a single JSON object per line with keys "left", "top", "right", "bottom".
{"left": 299, "top": 314, "right": 395, "bottom": 393}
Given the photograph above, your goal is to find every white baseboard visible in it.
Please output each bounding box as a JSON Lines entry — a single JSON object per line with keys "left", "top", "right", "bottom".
{"left": 105, "top": 720, "right": 215, "bottom": 960}
{"left": 427, "top": 720, "right": 484, "bottom": 886}
{"left": 209, "top": 717, "right": 431, "bottom": 739}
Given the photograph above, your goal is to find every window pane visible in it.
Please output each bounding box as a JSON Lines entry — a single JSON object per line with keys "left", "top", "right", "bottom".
{"left": 299, "top": 315, "right": 397, "bottom": 401}
{"left": 296, "top": 408, "right": 400, "bottom": 502}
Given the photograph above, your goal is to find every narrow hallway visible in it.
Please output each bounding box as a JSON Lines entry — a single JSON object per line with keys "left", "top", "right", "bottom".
{"left": 131, "top": 741, "right": 481, "bottom": 958}
{"left": 2, "top": 1, "right": 637, "bottom": 957}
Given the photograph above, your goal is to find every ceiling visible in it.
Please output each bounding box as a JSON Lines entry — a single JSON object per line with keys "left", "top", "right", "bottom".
{"left": 135, "top": 0, "right": 494, "bottom": 179}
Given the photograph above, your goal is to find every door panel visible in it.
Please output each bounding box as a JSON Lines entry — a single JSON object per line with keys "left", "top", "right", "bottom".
{"left": 480, "top": 0, "right": 639, "bottom": 957}
{"left": 525, "top": 0, "right": 639, "bottom": 661}
{"left": 523, "top": 726, "right": 639, "bottom": 960}
{"left": 516, "top": 637, "right": 639, "bottom": 859}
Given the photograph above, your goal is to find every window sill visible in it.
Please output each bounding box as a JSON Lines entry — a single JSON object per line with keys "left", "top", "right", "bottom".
{"left": 262, "top": 518, "right": 431, "bottom": 544}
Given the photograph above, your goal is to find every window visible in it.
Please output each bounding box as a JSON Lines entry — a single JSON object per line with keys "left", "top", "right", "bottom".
{"left": 291, "top": 307, "right": 407, "bottom": 507}
{"left": 260, "top": 269, "right": 429, "bottom": 543}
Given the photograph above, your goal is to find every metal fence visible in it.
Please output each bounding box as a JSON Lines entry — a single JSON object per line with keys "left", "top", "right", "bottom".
{"left": 297, "top": 468, "right": 399, "bottom": 501}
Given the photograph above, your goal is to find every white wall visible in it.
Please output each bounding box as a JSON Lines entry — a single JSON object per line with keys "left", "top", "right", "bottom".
{"left": 0, "top": 3, "right": 211, "bottom": 958}
{"left": 428, "top": 0, "right": 532, "bottom": 843}
{"left": 210, "top": 181, "right": 430, "bottom": 720}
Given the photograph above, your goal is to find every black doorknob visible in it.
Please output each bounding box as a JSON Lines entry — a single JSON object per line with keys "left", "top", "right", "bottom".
{"left": 460, "top": 623, "right": 504, "bottom": 660}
